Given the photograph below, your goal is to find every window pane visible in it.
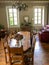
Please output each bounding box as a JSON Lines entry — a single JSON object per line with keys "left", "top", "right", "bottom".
{"left": 38, "top": 17, "right": 41, "bottom": 20}
{"left": 13, "top": 9, "right": 17, "bottom": 17}
{"left": 9, "top": 13, "right": 13, "bottom": 17}
{"left": 34, "top": 20, "right": 37, "bottom": 24}
{"left": 38, "top": 8, "right": 41, "bottom": 12}
{"left": 35, "top": 12, "right": 37, "bottom": 16}
{"left": 14, "top": 18, "right": 17, "bottom": 25}
{"left": 13, "top": 8, "right": 17, "bottom": 13}
{"left": 38, "top": 13, "right": 41, "bottom": 17}
{"left": 14, "top": 13, "right": 17, "bottom": 17}
{"left": 34, "top": 17, "right": 37, "bottom": 20}
{"left": 9, "top": 8, "right": 12, "bottom": 13}
{"left": 9, "top": 18, "right": 13, "bottom": 25}
{"left": 38, "top": 20, "right": 41, "bottom": 24}
{"left": 34, "top": 8, "right": 37, "bottom": 12}
{"left": 8, "top": 7, "right": 18, "bottom": 26}
{"left": 34, "top": 7, "right": 44, "bottom": 25}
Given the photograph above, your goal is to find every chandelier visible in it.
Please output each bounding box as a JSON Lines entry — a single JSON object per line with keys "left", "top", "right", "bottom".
{"left": 13, "top": 1, "right": 28, "bottom": 11}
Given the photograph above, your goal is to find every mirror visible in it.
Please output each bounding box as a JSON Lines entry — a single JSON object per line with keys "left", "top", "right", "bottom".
{"left": 24, "top": 16, "right": 29, "bottom": 23}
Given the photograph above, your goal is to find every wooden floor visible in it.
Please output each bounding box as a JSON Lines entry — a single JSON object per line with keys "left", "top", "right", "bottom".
{"left": 0, "top": 39, "right": 6, "bottom": 65}
{"left": 34, "top": 35, "right": 49, "bottom": 65}
{"left": 0, "top": 35, "right": 49, "bottom": 65}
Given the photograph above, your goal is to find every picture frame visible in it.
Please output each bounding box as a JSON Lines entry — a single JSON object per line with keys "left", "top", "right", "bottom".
{"left": 24, "top": 16, "right": 29, "bottom": 23}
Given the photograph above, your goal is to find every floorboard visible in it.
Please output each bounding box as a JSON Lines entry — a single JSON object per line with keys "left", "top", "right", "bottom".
{"left": 34, "top": 35, "right": 49, "bottom": 65}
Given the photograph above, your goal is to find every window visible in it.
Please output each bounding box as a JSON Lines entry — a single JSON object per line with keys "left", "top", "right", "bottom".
{"left": 34, "top": 6, "right": 44, "bottom": 26}
{"left": 6, "top": 6, "right": 19, "bottom": 28}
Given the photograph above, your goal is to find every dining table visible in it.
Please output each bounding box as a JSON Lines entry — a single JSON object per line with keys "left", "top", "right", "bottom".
{"left": 8, "top": 31, "right": 32, "bottom": 52}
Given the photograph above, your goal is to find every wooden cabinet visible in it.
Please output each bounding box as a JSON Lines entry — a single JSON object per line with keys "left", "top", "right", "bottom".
{"left": 21, "top": 26, "right": 32, "bottom": 32}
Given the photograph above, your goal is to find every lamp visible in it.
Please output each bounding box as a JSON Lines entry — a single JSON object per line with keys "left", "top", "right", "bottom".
{"left": 13, "top": 1, "right": 28, "bottom": 11}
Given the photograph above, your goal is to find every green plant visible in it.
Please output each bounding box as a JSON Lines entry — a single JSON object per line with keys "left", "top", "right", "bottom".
{"left": 0, "top": 24, "right": 4, "bottom": 30}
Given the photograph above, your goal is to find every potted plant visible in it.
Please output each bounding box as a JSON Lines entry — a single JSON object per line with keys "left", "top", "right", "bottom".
{"left": 0, "top": 24, "right": 4, "bottom": 30}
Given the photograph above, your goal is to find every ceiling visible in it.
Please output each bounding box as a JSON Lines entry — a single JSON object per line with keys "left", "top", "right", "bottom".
{"left": 0, "top": 0, "right": 49, "bottom": 3}
{"left": 0, "top": 0, "right": 49, "bottom": 6}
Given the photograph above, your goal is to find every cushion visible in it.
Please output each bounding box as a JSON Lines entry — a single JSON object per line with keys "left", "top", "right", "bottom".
{"left": 46, "top": 25, "right": 49, "bottom": 29}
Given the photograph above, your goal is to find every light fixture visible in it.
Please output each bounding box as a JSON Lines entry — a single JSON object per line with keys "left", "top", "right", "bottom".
{"left": 13, "top": 1, "right": 28, "bottom": 11}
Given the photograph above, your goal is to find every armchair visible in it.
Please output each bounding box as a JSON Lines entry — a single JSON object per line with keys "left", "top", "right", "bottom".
{"left": 38, "top": 25, "right": 49, "bottom": 42}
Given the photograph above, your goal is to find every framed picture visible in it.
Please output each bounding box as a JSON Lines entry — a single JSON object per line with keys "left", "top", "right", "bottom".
{"left": 24, "top": 16, "right": 29, "bottom": 23}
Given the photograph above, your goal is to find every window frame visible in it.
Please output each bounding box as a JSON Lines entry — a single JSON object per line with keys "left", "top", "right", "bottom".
{"left": 6, "top": 6, "right": 20, "bottom": 28}
{"left": 33, "top": 6, "right": 44, "bottom": 26}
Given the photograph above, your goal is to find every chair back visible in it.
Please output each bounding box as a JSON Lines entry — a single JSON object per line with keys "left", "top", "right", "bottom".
{"left": 8, "top": 46, "right": 23, "bottom": 55}
{"left": 8, "top": 46, "right": 25, "bottom": 65}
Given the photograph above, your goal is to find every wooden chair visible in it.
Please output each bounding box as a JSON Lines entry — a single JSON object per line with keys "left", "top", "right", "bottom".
{"left": 3, "top": 34, "right": 9, "bottom": 63}
{"left": 24, "top": 48, "right": 33, "bottom": 65}
{"left": 4, "top": 42, "right": 9, "bottom": 63}
{"left": 8, "top": 46, "right": 25, "bottom": 65}
{"left": 24, "top": 33, "right": 36, "bottom": 65}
